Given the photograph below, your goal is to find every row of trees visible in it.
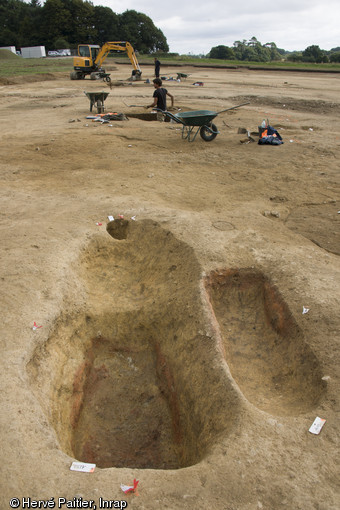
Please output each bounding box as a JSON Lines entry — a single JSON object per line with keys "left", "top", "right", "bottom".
{"left": 0, "top": 0, "right": 169, "bottom": 53}
{"left": 209, "top": 37, "right": 284, "bottom": 62}
{"left": 288, "top": 45, "right": 340, "bottom": 63}
{"left": 1, "top": 1, "right": 338, "bottom": 62}
{"left": 209, "top": 37, "right": 340, "bottom": 63}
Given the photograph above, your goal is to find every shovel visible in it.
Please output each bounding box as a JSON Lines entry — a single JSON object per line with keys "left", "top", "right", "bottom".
{"left": 216, "top": 102, "right": 250, "bottom": 114}
{"left": 123, "top": 100, "right": 145, "bottom": 107}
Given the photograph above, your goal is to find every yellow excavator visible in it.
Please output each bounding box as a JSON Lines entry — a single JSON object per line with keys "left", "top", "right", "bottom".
{"left": 70, "top": 41, "right": 142, "bottom": 81}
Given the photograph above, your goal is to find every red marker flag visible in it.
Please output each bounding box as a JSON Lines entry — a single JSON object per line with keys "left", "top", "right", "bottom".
{"left": 120, "top": 479, "right": 139, "bottom": 494}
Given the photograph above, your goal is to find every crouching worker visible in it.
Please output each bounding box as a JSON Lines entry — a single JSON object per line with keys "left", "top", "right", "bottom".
{"left": 146, "top": 78, "right": 174, "bottom": 121}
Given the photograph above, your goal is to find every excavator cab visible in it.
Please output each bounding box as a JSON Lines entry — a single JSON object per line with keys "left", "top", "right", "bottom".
{"left": 71, "top": 45, "right": 102, "bottom": 80}
{"left": 78, "top": 45, "right": 97, "bottom": 58}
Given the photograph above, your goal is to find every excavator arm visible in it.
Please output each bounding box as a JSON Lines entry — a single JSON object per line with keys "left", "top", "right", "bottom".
{"left": 95, "top": 42, "right": 142, "bottom": 77}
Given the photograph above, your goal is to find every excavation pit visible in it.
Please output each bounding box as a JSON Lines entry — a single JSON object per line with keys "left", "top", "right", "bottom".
{"left": 28, "top": 220, "right": 240, "bottom": 469}
{"left": 106, "top": 218, "right": 129, "bottom": 240}
{"left": 125, "top": 112, "right": 171, "bottom": 122}
{"left": 205, "top": 268, "right": 326, "bottom": 415}
{"left": 68, "top": 315, "right": 186, "bottom": 469}
{"left": 125, "top": 112, "right": 158, "bottom": 121}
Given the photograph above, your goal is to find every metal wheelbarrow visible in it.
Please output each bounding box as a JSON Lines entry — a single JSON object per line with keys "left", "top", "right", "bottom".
{"left": 84, "top": 91, "right": 110, "bottom": 113}
{"left": 176, "top": 72, "right": 191, "bottom": 80}
{"left": 160, "top": 102, "right": 250, "bottom": 142}
{"left": 90, "top": 70, "right": 111, "bottom": 83}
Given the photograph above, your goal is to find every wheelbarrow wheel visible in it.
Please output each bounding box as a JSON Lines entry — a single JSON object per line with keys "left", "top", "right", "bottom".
{"left": 200, "top": 123, "right": 218, "bottom": 142}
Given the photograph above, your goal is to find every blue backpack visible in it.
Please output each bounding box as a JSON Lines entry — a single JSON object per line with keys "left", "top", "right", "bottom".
{"left": 258, "top": 125, "right": 283, "bottom": 145}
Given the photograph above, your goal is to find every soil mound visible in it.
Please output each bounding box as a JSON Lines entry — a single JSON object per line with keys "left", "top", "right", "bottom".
{"left": 0, "top": 49, "right": 19, "bottom": 60}
{"left": 0, "top": 72, "right": 66, "bottom": 85}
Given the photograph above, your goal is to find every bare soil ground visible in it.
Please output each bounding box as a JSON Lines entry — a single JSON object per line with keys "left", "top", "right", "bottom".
{"left": 0, "top": 64, "right": 339, "bottom": 510}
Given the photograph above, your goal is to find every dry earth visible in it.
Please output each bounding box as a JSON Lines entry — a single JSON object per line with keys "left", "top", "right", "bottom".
{"left": 0, "top": 63, "right": 339, "bottom": 510}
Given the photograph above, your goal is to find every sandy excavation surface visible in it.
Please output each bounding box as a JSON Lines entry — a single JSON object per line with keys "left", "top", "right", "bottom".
{"left": 0, "top": 63, "right": 339, "bottom": 510}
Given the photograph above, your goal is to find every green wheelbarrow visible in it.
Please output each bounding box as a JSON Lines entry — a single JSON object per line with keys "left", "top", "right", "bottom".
{"left": 161, "top": 102, "right": 250, "bottom": 142}
{"left": 84, "top": 91, "right": 110, "bottom": 113}
{"left": 176, "top": 72, "right": 191, "bottom": 80}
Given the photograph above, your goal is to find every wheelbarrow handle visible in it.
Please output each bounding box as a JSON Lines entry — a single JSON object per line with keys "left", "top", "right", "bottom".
{"left": 154, "top": 108, "right": 184, "bottom": 125}
{"left": 216, "top": 102, "right": 250, "bottom": 115}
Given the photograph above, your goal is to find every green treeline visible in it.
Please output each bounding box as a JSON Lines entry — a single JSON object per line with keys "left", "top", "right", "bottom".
{"left": 0, "top": 0, "right": 169, "bottom": 53}
{"left": 209, "top": 37, "right": 340, "bottom": 63}
{"left": 1, "top": 1, "right": 339, "bottom": 62}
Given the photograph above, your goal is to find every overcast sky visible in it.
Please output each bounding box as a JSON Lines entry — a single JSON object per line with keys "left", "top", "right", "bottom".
{"left": 87, "top": 0, "right": 339, "bottom": 54}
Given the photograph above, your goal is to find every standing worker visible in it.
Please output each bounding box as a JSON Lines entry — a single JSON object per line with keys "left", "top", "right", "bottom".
{"left": 154, "top": 57, "right": 161, "bottom": 78}
{"left": 146, "top": 78, "right": 174, "bottom": 121}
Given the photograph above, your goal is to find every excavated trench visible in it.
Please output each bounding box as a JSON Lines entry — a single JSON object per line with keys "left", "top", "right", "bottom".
{"left": 125, "top": 112, "right": 159, "bottom": 121}
{"left": 28, "top": 220, "right": 239, "bottom": 469}
{"left": 204, "top": 269, "right": 326, "bottom": 416}
{"left": 27, "top": 220, "right": 325, "bottom": 470}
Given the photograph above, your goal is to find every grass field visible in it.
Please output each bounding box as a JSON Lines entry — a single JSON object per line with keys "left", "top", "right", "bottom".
{"left": 0, "top": 50, "right": 72, "bottom": 77}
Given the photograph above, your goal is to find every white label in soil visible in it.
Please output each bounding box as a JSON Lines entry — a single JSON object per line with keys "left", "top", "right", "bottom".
{"left": 309, "top": 417, "right": 326, "bottom": 435}
{"left": 70, "top": 461, "right": 96, "bottom": 472}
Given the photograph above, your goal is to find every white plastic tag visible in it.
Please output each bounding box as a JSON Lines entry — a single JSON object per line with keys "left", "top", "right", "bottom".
{"left": 309, "top": 417, "right": 326, "bottom": 435}
{"left": 70, "top": 461, "right": 96, "bottom": 472}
